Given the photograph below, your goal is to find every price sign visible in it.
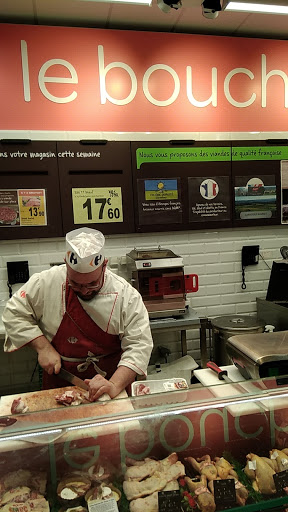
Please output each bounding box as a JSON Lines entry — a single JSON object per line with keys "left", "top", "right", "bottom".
{"left": 158, "top": 490, "right": 181, "bottom": 511}
{"left": 274, "top": 470, "right": 288, "bottom": 496}
{"left": 72, "top": 187, "right": 123, "bottom": 224}
{"left": 18, "top": 189, "right": 47, "bottom": 226}
{"left": 88, "top": 498, "right": 118, "bottom": 512}
{"left": 214, "top": 479, "right": 237, "bottom": 509}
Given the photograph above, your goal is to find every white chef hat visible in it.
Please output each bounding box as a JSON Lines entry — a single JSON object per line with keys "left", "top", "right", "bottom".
{"left": 66, "top": 227, "right": 105, "bottom": 273}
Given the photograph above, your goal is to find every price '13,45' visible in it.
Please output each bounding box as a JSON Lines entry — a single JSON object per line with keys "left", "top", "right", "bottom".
{"left": 83, "top": 197, "right": 120, "bottom": 220}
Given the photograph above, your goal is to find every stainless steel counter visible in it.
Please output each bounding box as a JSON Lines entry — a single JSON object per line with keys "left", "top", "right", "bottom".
{"left": 149, "top": 308, "right": 200, "bottom": 356}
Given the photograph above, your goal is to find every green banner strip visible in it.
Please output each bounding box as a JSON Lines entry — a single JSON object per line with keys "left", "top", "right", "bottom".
{"left": 136, "top": 146, "right": 288, "bottom": 168}
{"left": 136, "top": 147, "right": 231, "bottom": 168}
{"left": 232, "top": 146, "right": 288, "bottom": 161}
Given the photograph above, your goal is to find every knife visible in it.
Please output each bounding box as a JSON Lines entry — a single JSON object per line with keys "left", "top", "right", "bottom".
{"left": 207, "top": 361, "right": 234, "bottom": 384}
{"left": 58, "top": 368, "right": 89, "bottom": 391}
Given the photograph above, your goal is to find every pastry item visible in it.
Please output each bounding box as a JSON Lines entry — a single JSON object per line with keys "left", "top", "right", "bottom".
{"left": 85, "top": 484, "right": 121, "bottom": 504}
{"left": 57, "top": 475, "right": 91, "bottom": 506}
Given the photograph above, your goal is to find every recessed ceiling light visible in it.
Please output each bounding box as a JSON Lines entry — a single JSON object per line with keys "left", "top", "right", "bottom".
{"left": 77, "top": 0, "right": 152, "bottom": 4}
{"left": 225, "top": 2, "right": 288, "bottom": 14}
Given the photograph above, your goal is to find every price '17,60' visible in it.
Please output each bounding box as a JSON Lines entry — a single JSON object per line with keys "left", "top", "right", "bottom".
{"left": 83, "top": 197, "right": 120, "bottom": 220}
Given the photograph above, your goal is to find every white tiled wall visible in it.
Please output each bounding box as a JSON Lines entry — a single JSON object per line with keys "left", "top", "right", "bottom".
{"left": 1, "top": 224, "right": 288, "bottom": 385}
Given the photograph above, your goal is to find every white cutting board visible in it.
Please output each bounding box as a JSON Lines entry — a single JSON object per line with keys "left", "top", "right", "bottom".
{"left": 194, "top": 365, "right": 245, "bottom": 386}
{"left": 194, "top": 365, "right": 268, "bottom": 416}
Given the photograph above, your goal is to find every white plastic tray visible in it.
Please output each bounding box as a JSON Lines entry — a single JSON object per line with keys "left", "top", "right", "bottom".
{"left": 131, "top": 377, "right": 188, "bottom": 396}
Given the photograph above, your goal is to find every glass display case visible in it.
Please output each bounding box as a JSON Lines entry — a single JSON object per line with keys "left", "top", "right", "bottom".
{"left": 1, "top": 376, "right": 288, "bottom": 512}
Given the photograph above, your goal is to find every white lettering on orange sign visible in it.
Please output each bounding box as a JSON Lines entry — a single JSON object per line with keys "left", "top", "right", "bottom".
{"left": 20, "top": 40, "right": 288, "bottom": 109}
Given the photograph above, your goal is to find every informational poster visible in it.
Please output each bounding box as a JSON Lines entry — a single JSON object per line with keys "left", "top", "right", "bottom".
{"left": 281, "top": 161, "right": 288, "bottom": 224}
{"left": 234, "top": 175, "right": 276, "bottom": 220}
{"left": 0, "top": 189, "right": 47, "bottom": 227}
{"left": 137, "top": 178, "right": 182, "bottom": 225}
{"left": 72, "top": 187, "right": 123, "bottom": 224}
{"left": 188, "top": 176, "right": 230, "bottom": 222}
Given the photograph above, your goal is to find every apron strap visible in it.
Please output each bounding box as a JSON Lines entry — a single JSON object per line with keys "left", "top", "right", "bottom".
{"left": 61, "top": 351, "right": 107, "bottom": 377}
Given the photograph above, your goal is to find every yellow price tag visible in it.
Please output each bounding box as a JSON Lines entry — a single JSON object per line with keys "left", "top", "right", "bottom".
{"left": 72, "top": 187, "right": 123, "bottom": 224}
{"left": 18, "top": 189, "right": 47, "bottom": 226}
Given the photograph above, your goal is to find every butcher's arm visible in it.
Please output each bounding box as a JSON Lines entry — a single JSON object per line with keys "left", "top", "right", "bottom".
{"left": 30, "top": 336, "right": 61, "bottom": 375}
{"left": 119, "top": 287, "right": 153, "bottom": 376}
{"left": 86, "top": 366, "right": 136, "bottom": 401}
{"left": 3, "top": 273, "right": 47, "bottom": 352}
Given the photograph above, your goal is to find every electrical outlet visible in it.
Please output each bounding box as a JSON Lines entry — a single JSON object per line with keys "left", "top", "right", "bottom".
{"left": 7, "top": 261, "right": 29, "bottom": 285}
{"left": 242, "top": 245, "right": 259, "bottom": 267}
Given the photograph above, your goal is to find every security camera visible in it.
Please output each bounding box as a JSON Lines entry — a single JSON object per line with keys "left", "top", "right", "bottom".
{"left": 157, "top": 0, "right": 182, "bottom": 13}
{"left": 202, "top": 0, "right": 222, "bottom": 18}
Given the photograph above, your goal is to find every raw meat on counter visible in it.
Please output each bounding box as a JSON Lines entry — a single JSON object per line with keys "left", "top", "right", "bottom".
{"left": 134, "top": 383, "right": 150, "bottom": 396}
{"left": 54, "top": 390, "right": 89, "bottom": 406}
{"left": 10, "top": 398, "right": 29, "bottom": 414}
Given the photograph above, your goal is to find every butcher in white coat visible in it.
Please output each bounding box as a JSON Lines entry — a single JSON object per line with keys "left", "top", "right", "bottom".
{"left": 3, "top": 227, "right": 153, "bottom": 401}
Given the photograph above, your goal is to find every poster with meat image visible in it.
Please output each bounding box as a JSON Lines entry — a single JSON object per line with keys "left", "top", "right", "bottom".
{"left": 18, "top": 189, "right": 47, "bottom": 226}
{"left": 0, "top": 190, "right": 20, "bottom": 226}
{"left": 0, "top": 189, "right": 47, "bottom": 227}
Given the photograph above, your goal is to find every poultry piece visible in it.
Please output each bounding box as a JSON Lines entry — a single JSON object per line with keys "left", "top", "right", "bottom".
{"left": 123, "top": 472, "right": 168, "bottom": 501}
{"left": 129, "top": 480, "right": 179, "bottom": 512}
{"left": 245, "top": 453, "right": 276, "bottom": 495}
{"left": 214, "top": 457, "right": 237, "bottom": 479}
{"left": 125, "top": 460, "right": 160, "bottom": 482}
{"left": 270, "top": 449, "right": 288, "bottom": 472}
{"left": 185, "top": 455, "right": 217, "bottom": 481}
{"left": 233, "top": 479, "right": 249, "bottom": 507}
{"left": 185, "top": 475, "right": 216, "bottom": 512}
{"left": 261, "top": 457, "right": 278, "bottom": 472}
{"left": 125, "top": 453, "right": 178, "bottom": 481}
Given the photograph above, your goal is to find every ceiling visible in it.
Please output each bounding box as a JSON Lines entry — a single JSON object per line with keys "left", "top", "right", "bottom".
{"left": 1, "top": 0, "right": 288, "bottom": 40}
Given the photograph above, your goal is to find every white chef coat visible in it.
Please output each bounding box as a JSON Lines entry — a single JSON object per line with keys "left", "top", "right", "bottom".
{"left": 3, "top": 265, "right": 153, "bottom": 376}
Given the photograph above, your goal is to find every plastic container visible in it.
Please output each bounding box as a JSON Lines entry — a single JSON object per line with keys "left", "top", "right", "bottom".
{"left": 131, "top": 377, "right": 188, "bottom": 396}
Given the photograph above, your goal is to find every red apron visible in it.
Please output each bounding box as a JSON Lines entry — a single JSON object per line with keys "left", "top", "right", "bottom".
{"left": 42, "top": 281, "right": 122, "bottom": 390}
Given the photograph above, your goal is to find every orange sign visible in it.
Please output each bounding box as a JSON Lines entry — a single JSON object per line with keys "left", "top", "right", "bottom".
{"left": 1, "top": 24, "right": 288, "bottom": 132}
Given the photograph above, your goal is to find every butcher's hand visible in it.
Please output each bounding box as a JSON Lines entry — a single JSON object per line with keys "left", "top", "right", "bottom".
{"left": 85, "top": 366, "right": 137, "bottom": 401}
{"left": 29, "top": 335, "right": 61, "bottom": 375}
{"left": 85, "top": 375, "right": 118, "bottom": 401}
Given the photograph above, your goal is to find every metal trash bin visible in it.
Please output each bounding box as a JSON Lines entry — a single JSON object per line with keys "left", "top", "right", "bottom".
{"left": 211, "top": 315, "right": 265, "bottom": 365}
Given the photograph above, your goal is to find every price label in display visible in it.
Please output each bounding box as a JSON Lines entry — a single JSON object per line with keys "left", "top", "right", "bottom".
{"left": 158, "top": 490, "right": 181, "bottom": 511}
{"left": 72, "top": 188, "right": 123, "bottom": 224}
{"left": 18, "top": 189, "right": 47, "bottom": 226}
{"left": 274, "top": 470, "right": 288, "bottom": 496}
{"left": 88, "top": 498, "right": 118, "bottom": 512}
{"left": 213, "top": 479, "right": 237, "bottom": 509}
